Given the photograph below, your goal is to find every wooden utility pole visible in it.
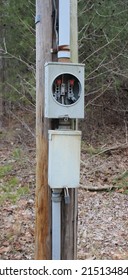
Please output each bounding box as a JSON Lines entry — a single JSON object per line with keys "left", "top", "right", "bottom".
{"left": 35, "top": 0, "right": 52, "bottom": 260}
{"left": 35, "top": 0, "right": 79, "bottom": 260}
{"left": 61, "top": 0, "right": 79, "bottom": 260}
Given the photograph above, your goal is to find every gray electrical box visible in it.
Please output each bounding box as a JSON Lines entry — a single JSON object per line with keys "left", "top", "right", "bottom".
{"left": 45, "top": 62, "right": 85, "bottom": 118}
{"left": 48, "top": 130, "right": 81, "bottom": 188}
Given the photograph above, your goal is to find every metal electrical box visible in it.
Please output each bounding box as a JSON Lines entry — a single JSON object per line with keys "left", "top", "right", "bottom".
{"left": 48, "top": 130, "right": 81, "bottom": 188}
{"left": 45, "top": 62, "right": 85, "bottom": 118}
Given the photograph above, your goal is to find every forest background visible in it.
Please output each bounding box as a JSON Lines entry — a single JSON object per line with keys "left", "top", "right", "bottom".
{"left": 0, "top": 0, "right": 128, "bottom": 260}
{"left": 0, "top": 0, "right": 128, "bottom": 134}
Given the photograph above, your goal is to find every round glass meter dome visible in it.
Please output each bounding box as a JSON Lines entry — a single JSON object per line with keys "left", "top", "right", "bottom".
{"left": 52, "top": 73, "right": 81, "bottom": 106}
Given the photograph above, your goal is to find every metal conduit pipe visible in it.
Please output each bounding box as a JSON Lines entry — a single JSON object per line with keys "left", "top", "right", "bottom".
{"left": 58, "top": 0, "right": 70, "bottom": 59}
{"left": 52, "top": 189, "right": 62, "bottom": 260}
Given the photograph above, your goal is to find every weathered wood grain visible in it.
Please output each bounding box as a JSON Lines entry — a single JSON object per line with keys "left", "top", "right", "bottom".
{"left": 35, "top": 0, "right": 52, "bottom": 260}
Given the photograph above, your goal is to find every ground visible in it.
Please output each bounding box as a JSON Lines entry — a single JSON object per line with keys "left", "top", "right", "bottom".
{"left": 0, "top": 116, "right": 128, "bottom": 260}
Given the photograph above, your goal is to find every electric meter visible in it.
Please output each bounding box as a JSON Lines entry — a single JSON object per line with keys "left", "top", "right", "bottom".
{"left": 45, "top": 62, "right": 85, "bottom": 118}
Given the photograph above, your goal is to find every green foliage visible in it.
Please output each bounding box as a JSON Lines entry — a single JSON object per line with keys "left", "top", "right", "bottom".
{"left": 0, "top": 150, "right": 30, "bottom": 205}
{"left": 1, "top": 177, "right": 19, "bottom": 193}
{"left": 0, "top": 183, "right": 30, "bottom": 205}
{"left": 1, "top": 0, "right": 35, "bottom": 61}
{"left": 113, "top": 171, "right": 128, "bottom": 194}
{"left": 1, "top": 0, "right": 35, "bottom": 107}
{"left": 0, "top": 164, "right": 13, "bottom": 178}
{"left": 12, "top": 148, "right": 22, "bottom": 160}
{"left": 0, "top": 171, "right": 30, "bottom": 205}
{"left": 17, "top": 185, "right": 30, "bottom": 196}
{"left": 1, "top": 0, "right": 128, "bottom": 117}
{"left": 82, "top": 142, "right": 102, "bottom": 155}
{"left": 78, "top": 0, "right": 128, "bottom": 99}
